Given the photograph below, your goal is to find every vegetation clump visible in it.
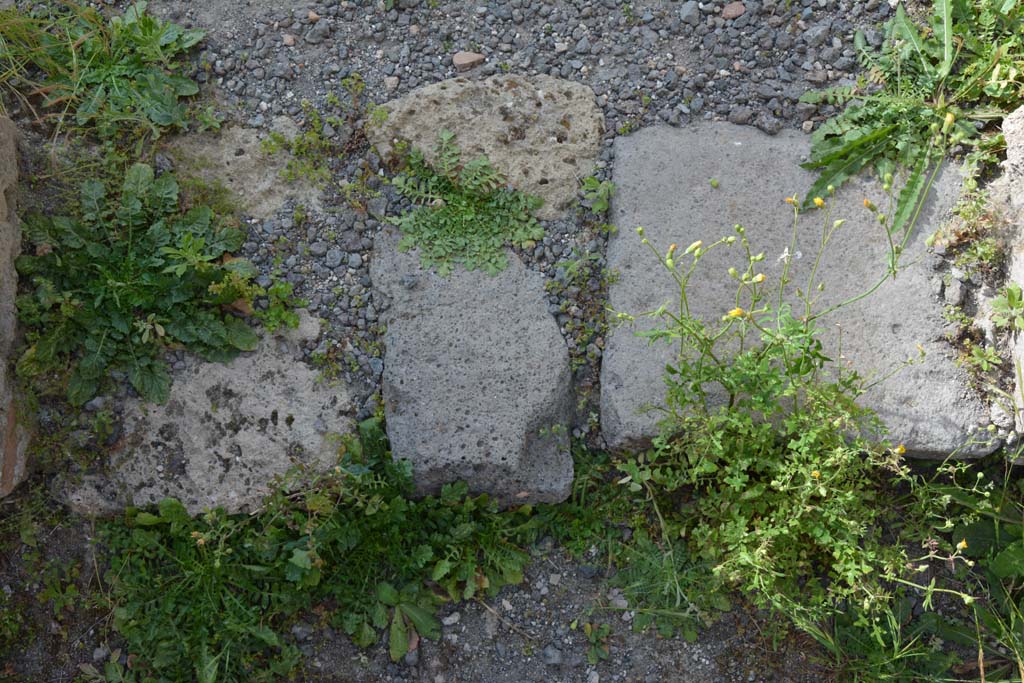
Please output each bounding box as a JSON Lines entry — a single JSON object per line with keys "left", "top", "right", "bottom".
{"left": 100, "top": 419, "right": 534, "bottom": 681}
{"left": 0, "top": 1, "right": 205, "bottom": 143}
{"left": 800, "top": 0, "right": 1024, "bottom": 231}
{"left": 390, "top": 130, "right": 544, "bottom": 276}
{"left": 15, "top": 163, "right": 261, "bottom": 404}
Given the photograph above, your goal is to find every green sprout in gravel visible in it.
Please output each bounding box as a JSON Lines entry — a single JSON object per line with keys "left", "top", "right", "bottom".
{"left": 389, "top": 130, "right": 544, "bottom": 276}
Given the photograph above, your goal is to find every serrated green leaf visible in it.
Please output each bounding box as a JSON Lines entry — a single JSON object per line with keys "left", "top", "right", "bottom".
{"left": 890, "top": 149, "right": 938, "bottom": 237}
{"left": 223, "top": 316, "right": 259, "bottom": 351}
{"left": 196, "top": 645, "right": 220, "bottom": 683}
{"left": 803, "top": 123, "right": 897, "bottom": 169}
{"left": 67, "top": 366, "right": 100, "bottom": 406}
{"left": 353, "top": 621, "right": 377, "bottom": 648}
{"left": 801, "top": 136, "right": 889, "bottom": 209}
{"left": 991, "top": 541, "right": 1024, "bottom": 578}
{"left": 892, "top": 4, "right": 934, "bottom": 77}
{"left": 123, "top": 163, "right": 155, "bottom": 198}
{"left": 129, "top": 360, "right": 171, "bottom": 403}
{"left": 247, "top": 624, "right": 280, "bottom": 647}
{"left": 431, "top": 559, "right": 453, "bottom": 581}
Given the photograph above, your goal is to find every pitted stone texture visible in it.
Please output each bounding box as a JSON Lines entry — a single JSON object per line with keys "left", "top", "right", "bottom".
{"left": 372, "top": 227, "right": 573, "bottom": 505}
{"left": 61, "top": 312, "right": 353, "bottom": 515}
{"left": 368, "top": 74, "right": 604, "bottom": 220}
{"left": 170, "top": 120, "right": 322, "bottom": 219}
{"left": 999, "top": 106, "right": 1024, "bottom": 433}
{"left": 602, "top": 123, "right": 993, "bottom": 458}
{"left": 1004, "top": 106, "right": 1024, "bottom": 211}
{"left": 0, "top": 117, "right": 29, "bottom": 498}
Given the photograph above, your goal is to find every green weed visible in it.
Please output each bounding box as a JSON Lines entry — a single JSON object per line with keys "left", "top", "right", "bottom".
{"left": 580, "top": 177, "right": 615, "bottom": 214}
{"left": 800, "top": 0, "right": 1024, "bottom": 232}
{"left": 615, "top": 195, "right": 945, "bottom": 645}
{"left": 256, "top": 278, "right": 305, "bottom": 333}
{"left": 100, "top": 418, "right": 536, "bottom": 681}
{"left": 0, "top": 1, "right": 205, "bottom": 145}
{"left": 15, "top": 163, "right": 261, "bottom": 404}
{"left": 992, "top": 282, "right": 1024, "bottom": 331}
{"left": 389, "top": 130, "right": 544, "bottom": 276}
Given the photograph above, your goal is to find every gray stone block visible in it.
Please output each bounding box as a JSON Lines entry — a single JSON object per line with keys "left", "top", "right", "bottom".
{"left": 372, "top": 227, "right": 573, "bottom": 506}
{"left": 61, "top": 312, "right": 353, "bottom": 515}
{"left": 367, "top": 74, "right": 604, "bottom": 220}
{"left": 602, "top": 123, "right": 994, "bottom": 458}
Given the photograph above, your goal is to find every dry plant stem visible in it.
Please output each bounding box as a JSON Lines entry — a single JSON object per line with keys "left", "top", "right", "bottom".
{"left": 475, "top": 598, "right": 537, "bottom": 641}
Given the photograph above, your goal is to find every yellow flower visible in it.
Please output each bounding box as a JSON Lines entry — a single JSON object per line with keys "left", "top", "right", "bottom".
{"left": 752, "top": 273, "right": 766, "bottom": 284}
{"left": 813, "top": 197, "right": 825, "bottom": 208}
{"left": 811, "top": 470, "right": 821, "bottom": 479}
{"left": 894, "top": 444, "right": 906, "bottom": 455}
{"left": 957, "top": 538, "right": 968, "bottom": 551}
{"left": 726, "top": 307, "right": 745, "bottom": 318}
{"left": 784, "top": 195, "right": 797, "bottom": 205}
{"left": 863, "top": 198, "right": 877, "bottom": 212}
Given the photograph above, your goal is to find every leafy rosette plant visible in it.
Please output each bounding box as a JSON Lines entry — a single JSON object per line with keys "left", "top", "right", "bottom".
{"left": 16, "top": 163, "right": 260, "bottom": 404}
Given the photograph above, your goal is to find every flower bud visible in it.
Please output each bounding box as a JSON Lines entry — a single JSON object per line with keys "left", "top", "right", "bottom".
{"left": 636, "top": 226, "right": 645, "bottom": 236}
{"left": 943, "top": 111, "right": 955, "bottom": 133}
{"left": 684, "top": 240, "right": 702, "bottom": 255}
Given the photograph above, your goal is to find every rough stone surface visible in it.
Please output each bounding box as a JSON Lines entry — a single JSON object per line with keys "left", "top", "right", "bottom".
{"left": 61, "top": 312, "right": 353, "bottom": 515}
{"left": 170, "top": 120, "right": 322, "bottom": 219}
{"left": 367, "top": 74, "right": 604, "bottom": 220}
{"left": 371, "top": 226, "right": 573, "bottom": 506}
{"left": 999, "top": 106, "right": 1024, "bottom": 432}
{"left": 602, "top": 123, "right": 993, "bottom": 458}
{"left": 0, "top": 116, "right": 29, "bottom": 498}
{"left": 1004, "top": 106, "right": 1024, "bottom": 211}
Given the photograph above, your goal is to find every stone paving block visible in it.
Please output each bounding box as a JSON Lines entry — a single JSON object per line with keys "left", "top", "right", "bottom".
{"left": 602, "top": 122, "right": 994, "bottom": 458}
{"left": 372, "top": 227, "right": 573, "bottom": 505}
